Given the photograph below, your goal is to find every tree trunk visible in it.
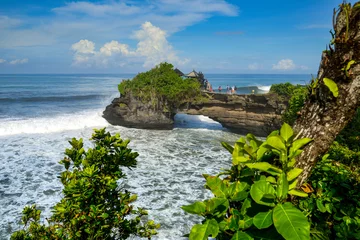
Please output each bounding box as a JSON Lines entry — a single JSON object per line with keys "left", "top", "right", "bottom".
{"left": 294, "top": 2, "right": 360, "bottom": 185}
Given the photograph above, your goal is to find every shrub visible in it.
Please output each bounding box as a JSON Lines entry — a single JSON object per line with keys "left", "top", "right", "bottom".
{"left": 118, "top": 62, "right": 201, "bottom": 109}
{"left": 182, "top": 123, "right": 313, "bottom": 240}
{"left": 297, "top": 154, "right": 360, "bottom": 239}
{"left": 269, "top": 82, "right": 304, "bottom": 98}
{"left": 11, "top": 128, "right": 159, "bottom": 240}
{"left": 282, "top": 87, "right": 308, "bottom": 125}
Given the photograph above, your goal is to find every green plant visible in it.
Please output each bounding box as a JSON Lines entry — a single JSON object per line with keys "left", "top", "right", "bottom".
{"left": 269, "top": 83, "right": 304, "bottom": 98}
{"left": 323, "top": 78, "right": 339, "bottom": 97}
{"left": 182, "top": 123, "right": 313, "bottom": 240}
{"left": 118, "top": 62, "right": 201, "bottom": 109}
{"left": 282, "top": 87, "right": 308, "bottom": 125}
{"left": 11, "top": 128, "right": 159, "bottom": 240}
{"left": 297, "top": 154, "right": 360, "bottom": 239}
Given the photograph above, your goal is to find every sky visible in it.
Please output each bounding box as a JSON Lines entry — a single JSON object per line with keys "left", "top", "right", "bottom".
{"left": 0, "top": 0, "right": 358, "bottom": 74}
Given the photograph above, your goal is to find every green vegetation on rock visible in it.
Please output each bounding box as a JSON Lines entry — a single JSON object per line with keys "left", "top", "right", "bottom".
{"left": 118, "top": 62, "right": 201, "bottom": 109}
{"left": 11, "top": 129, "right": 159, "bottom": 240}
{"left": 270, "top": 82, "right": 308, "bottom": 125}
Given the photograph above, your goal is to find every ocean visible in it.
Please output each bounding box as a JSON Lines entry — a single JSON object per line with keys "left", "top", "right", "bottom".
{"left": 0, "top": 74, "right": 310, "bottom": 239}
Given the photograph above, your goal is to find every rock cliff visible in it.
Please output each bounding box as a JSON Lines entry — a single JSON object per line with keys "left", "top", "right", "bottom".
{"left": 103, "top": 92, "right": 288, "bottom": 136}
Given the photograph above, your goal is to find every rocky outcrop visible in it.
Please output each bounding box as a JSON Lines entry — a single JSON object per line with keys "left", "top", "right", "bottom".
{"left": 103, "top": 93, "right": 176, "bottom": 130}
{"left": 103, "top": 92, "right": 288, "bottom": 136}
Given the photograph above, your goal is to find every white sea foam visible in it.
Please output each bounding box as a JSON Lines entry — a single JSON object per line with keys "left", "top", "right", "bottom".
{"left": 174, "top": 114, "right": 224, "bottom": 130}
{"left": 257, "top": 85, "right": 271, "bottom": 92}
{"left": 0, "top": 110, "right": 109, "bottom": 136}
{"left": 0, "top": 124, "right": 240, "bottom": 239}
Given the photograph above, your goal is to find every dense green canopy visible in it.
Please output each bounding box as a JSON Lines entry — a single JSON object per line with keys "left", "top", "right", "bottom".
{"left": 118, "top": 62, "right": 201, "bottom": 108}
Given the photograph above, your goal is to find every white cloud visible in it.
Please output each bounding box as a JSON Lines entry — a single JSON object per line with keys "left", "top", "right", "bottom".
{"left": 0, "top": 15, "right": 22, "bottom": 29}
{"left": 9, "top": 58, "right": 28, "bottom": 65}
{"left": 100, "top": 41, "right": 132, "bottom": 57}
{"left": 1, "top": 1, "right": 238, "bottom": 49}
{"left": 272, "top": 59, "right": 296, "bottom": 70}
{"left": 71, "top": 22, "right": 188, "bottom": 68}
{"left": 155, "top": 0, "right": 238, "bottom": 16}
{"left": 0, "top": 59, "right": 6, "bottom": 63}
{"left": 53, "top": 1, "right": 141, "bottom": 16}
{"left": 134, "top": 22, "right": 189, "bottom": 67}
{"left": 272, "top": 59, "right": 309, "bottom": 71}
{"left": 71, "top": 39, "right": 95, "bottom": 54}
{"left": 248, "top": 63, "right": 260, "bottom": 70}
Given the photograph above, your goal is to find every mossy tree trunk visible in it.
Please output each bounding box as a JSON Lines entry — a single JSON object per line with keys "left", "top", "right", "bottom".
{"left": 294, "top": 2, "right": 360, "bottom": 185}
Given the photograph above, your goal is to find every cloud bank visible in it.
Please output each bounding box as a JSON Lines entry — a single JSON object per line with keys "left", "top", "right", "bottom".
{"left": 71, "top": 22, "right": 188, "bottom": 68}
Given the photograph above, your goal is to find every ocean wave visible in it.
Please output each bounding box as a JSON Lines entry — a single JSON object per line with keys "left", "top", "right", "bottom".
{"left": 257, "top": 85, "right": 271, "bottom": 92}
{"left": 0, "top": 94, "right": 108, "bottom": 103}
{"left": 0, "top": 110, "right": 109, "bottom": 136}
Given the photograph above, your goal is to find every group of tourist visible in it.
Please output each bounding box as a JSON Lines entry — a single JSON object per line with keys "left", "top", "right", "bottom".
{"left": 203, "top": 80, "right": 237, "bottom": 94}
{"left": 218, "top": 85, "right": 237, "bottom": 94}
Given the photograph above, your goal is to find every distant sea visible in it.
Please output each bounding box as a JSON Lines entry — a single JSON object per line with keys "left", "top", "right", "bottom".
{"left": 0, "top": 74, "right": 310, "bottom": 239}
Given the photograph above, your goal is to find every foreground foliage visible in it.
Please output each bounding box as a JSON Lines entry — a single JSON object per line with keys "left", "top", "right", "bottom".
{"left": 118, "top": 62, "right": 201, "bottom": 109}
{"left": 11, "top": 129, "right": 159, "bottom": 240}
{"left": 182, "top": 123, "right": 313, "bottom": 240}
{"left": 269, "top": 82, "right": 308, "bottom": 125}
{"left": 274, "top": 80, "right": 360, "bottom": 239}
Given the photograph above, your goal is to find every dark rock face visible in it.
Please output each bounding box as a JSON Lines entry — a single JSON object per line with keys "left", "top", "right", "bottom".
{"left": 103, "top": 92, "right": 288, "bottom": 136}
{"left": 103, "top": 94, "right": 175, "bottom": 130}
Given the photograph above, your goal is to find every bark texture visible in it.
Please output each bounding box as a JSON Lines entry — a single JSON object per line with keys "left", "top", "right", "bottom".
{"left": 294, "top": 3, "right": 360, "bottom": 185}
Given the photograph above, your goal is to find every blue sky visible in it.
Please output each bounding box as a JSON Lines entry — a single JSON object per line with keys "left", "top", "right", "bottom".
{"left": 0, "top": 0, "right": 357, "bottom": 74}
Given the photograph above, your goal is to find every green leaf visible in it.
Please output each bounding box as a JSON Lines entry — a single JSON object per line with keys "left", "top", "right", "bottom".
{"left": 233, "top": 141, "right": 245, "bottom": 159}
{"left": 316, "top": 199, "right": 327, "bottom": 213}
{"left": 273, "top": 202, "right": 310, "bottom": 240}
{"left": 291, "top": 138, "right": 312, "bottom": 152}
{"left": 253, "top": 210, "right": 273, "bottom": 229}
{"left": 266, "top": 136, "right": 286, "bottom": 152}
{"left": 288, "top": 179, "right": 298, "bottom": 190}
{"left": 257, "top": 146, "right": 269, "bottom": 161}
{"left": 267, "top": 130, "right": 279, "bottom": 138}
{"left": 182, "top": 201, "right": 206, "bottom": 215}
{"left": 206, "top": 198, "right": 229, "bottom": 215}
{"left": 346, "top": 60, "right": 356, "bottom": 71}
{"left": 287, "top": 168, "right": 303, "bottom": 182}
{"left": 231, "top": 231, "right": 254, "bottom": 240}
{"left": 204, "top": 175, "right": 227, "bottom": 197}
{"left": 280, "top": 123, "right": 293, "bottom": 142}
{"left": 189, "top": 219, "right": 219, "bottom": 240}
{"left": 288, "top": 189, "right": 308, "bottom": 198}
{"left": 240, "top": 198, "right": 252, "bottom": 215}
{"left": 221, "top": 141, "right": 234, "bottom": 154}
{"left": 276, "top": 173, "right": 289, "bottom": 200}
{"left": 323, "top": 78, "right": 339, "bottom": 97}
{"left": 266, "top": 176, "right": 277, "bottom": 184}
{"left": 245, "top": 162, "right": 282, "bottom": 176}
{"left": 250, "top": 180, "right": 276, "bottom": 207}
{"left": 233, "top": 156, "right": 251, "bottom": 165}
{"left": 238, "top": 216, "right": 253, "bottom": 230}
{"left": 228, "top": 181, "right": 249, "bottom": 201}
{"left": 246, "top": 133, "right": 263, "bottom": 147}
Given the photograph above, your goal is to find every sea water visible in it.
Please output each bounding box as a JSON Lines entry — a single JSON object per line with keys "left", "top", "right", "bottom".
{"left": 0, "top": 74, "right": 310, "bottom": 239}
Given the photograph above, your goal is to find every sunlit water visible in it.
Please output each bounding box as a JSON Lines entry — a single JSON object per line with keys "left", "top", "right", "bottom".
{"left": 0, "top": 74, "right": 309, "bottom": 239}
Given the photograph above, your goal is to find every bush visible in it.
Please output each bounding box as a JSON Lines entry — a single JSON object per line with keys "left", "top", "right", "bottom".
{"left": 118, "top": 62, "right": 201, "bottom": 108}
{"left": 11, "top": 129, "right": 159, "bottom": 240}
{"left": 282, "top": 87, "right": 308, "bottom": 125}
{"left": 297, "top": 155, "right": 360, "bottom": 239}
{"left": 270, "top": 82, "right": 304, "bottom": 98}
{"left": 182, "top": 123, "right": 313, "bottom": 240}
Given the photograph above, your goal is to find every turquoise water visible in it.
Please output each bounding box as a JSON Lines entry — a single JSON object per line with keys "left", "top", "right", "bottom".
{"left": 0, "top": 74, "right": 309, "bottom": 239}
